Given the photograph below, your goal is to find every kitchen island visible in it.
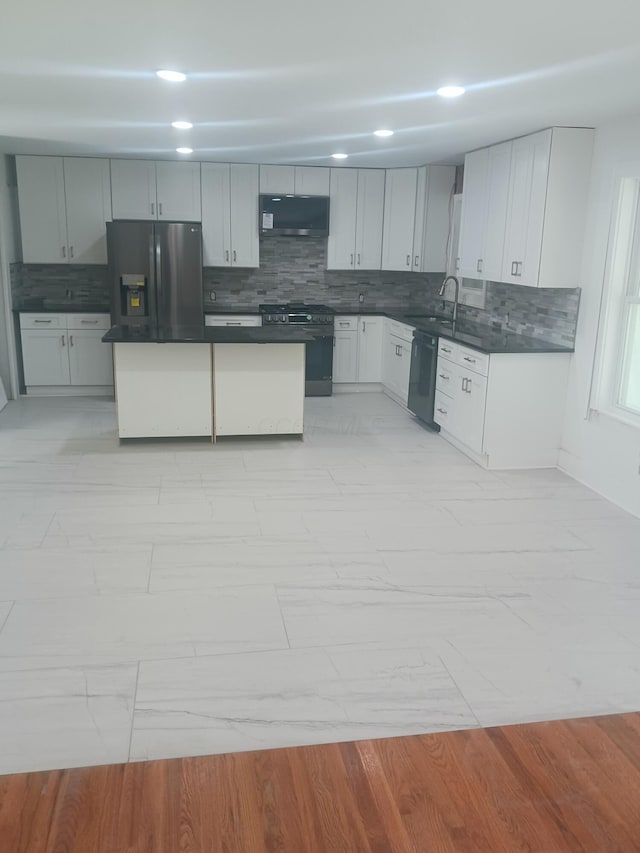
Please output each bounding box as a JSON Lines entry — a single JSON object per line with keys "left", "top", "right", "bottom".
{"left": 102, "top": 324, "right": 312, "bottom": 440}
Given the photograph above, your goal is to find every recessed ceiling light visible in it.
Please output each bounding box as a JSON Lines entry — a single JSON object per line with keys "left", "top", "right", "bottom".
{"left": 271, "top": 197, "right": 282, "bottom": 202}
{"left": 156, "top": 69, "right": 186, "bottom": 82}
{"left": 331, "top": 153, "right": 348, "bottom": 160}
{"left": 373, "top": 129, "right": 394, "bottom": 137}
{"left": 171, "top": 120, "right": 193, "bottom": 129}
{"left": 437, "top": 85, "right": 465, "bottom": 98}
{"left": 176, "top": 147, "right": 193, "bottom": 154}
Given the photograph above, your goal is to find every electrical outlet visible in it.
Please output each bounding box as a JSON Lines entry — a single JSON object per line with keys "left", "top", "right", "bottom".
{"left": 210, "top": 291, "right": 216, "bottom": 301}
{"left": 358, "top": 293, "right": 364, "bottom": 303}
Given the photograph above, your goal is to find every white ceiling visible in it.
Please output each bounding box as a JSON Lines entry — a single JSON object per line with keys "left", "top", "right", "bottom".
{"left": 1, "top": 0, "right": 640, "bottom": 167}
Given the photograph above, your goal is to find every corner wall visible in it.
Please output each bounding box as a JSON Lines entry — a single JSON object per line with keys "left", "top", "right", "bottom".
{"left": 559, "top": 114, "right": 640, "bottom": 517}
{"left": 0, "top": 156, "right": 20, "bottom": 398}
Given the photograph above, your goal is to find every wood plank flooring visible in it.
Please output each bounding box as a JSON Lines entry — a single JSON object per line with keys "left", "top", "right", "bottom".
{"left": 2, "top": 712, "right": 640, "bottom": 852}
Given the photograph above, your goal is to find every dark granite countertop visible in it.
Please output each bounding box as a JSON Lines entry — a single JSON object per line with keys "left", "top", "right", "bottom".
{"left": 203, "top": 306, "right": 261, "bottom": 315}
{"left": 102, "top": 324, "right": 315, "bottom": 345}
{"left": 14, "top": 303, "right": 110, "bottom": 314}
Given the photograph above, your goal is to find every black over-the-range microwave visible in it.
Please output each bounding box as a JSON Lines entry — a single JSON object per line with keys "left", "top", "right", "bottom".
{"left": 259, "top": 194, "right": 330, "bottom": 237}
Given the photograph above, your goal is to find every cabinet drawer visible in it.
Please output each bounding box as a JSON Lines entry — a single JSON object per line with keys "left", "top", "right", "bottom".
{"left": 436, "top": 357, "right": 456, "bottom": 394}
{"left": 456, "top": 345, "right": 489, "bottom": 376}
{"left": 205, "top": 315, "right": 262, "bottom": 327}
{"left": 434, "top": 391, "right": 453, "bottom": 428}
{"left": 20, "top": 313, "right": 66, "bottom": 330}
{"left": 438, "top": 338, "right": 459, "bottom": 361}
{"left": 386, "top": 318, "right": 414, "bottom": 342}
{"left": 66, "top": 313, "right": 111, "bottom": 331}
{"left": 334, "top": 316, "right": 358, "bottom": 331}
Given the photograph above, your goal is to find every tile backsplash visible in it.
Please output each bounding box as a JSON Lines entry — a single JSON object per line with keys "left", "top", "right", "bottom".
{"left": 10, "top": 236, "right": 581, "bottom": 345}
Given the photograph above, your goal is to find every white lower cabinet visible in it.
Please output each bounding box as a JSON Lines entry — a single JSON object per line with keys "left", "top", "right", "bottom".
{"left": 20, "top": 313, "right": 113, "bottom": 394}
{"left": 434, "top": 339, "right": 571, "bottom": 468}
{"left": 332, "top": 315, "right": 385, "bottom": 384}
{"left": 356, "top": 316, "right": 383, "bottom": 382}
{"left": 333, "top": 330, "right": 358, "bottom": 383}
{"left": 382, "top": 319, "right": 414, "bottom": 404}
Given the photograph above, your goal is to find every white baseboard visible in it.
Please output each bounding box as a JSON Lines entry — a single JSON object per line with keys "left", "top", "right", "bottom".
{"left": 333, "top": 382, "right": 384, "bottom": 394}
{"left": 26, "top": 386, "right": 115, "bottom": 397}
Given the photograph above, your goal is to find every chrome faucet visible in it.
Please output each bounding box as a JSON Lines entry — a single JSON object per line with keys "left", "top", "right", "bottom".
{"left": 439, "top": 275, "right": 460, "bottom": 323}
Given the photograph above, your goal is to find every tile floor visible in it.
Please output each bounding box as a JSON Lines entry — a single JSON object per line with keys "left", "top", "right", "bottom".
{"left": 0, "top": 392, "right": 638, "bottom": 774}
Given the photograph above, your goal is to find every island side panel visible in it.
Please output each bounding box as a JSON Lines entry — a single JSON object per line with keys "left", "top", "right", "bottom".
{"left": 113, "top": 342, "right": 213, "bottom": 438}
{"left": 213, "top": 343, "right": 305, "bottom": 436}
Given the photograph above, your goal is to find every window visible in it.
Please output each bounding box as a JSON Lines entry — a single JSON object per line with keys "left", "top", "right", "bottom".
{"left": 597, "top": 177, "right": 640, "bottom": 422}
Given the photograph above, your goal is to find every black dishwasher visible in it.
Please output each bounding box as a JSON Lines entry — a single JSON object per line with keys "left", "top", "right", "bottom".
{"left": 407, "top": 331, "right": 439, "bottom": 430}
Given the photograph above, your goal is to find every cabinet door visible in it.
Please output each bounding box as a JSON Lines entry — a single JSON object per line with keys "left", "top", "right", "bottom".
{"left": 327, "top": 168, "right": 358, "bottom": 270}
{"left": 381, "top": 168, "right": 418, "bottom": 271}
{"left": 383, "top": 332, "right": 399, "bottom": 394}
{"left": 260, "top": 165, "right": 295, "bottom": 194}
{"left": 229, "top": 164, "right": 259, "bottom": 268}
{"left": 456, "top": 368, "right": 488, "bottom": 454}
{"left": 63, "top": 158, "right": 112, "bottom": 264}
{"left": 333, "top": 331, "right": 358, "bottom": 383}
{"left": 357, "top": 316, "right": 384, "bottom": 382}
{"left": 458, "top": 147, "right": 489, "bottom": 279}
{"left": 355, "top": 169, "right": 385, "bottom": 270}
{"left": 397, "top": 339, "right": 412, "bottom": 405}
{"left": 481, "top": 142, "right": 512, "bottom": 281}
{"left": 294, "top": 166, "right": 330, "bottom": 196}
{"left": 411, "top": 166, "right": 428, "bottom": 272}
{"left": 110, "top": 160, "right": 157, "bottom": 219}
{"left": 502, "top": 129, "right": 552, "bottom": 287}
{"left": 421, "top": 165, "right": 457, "bottom": 272}
{"left": 68, "top": 329, "right": 114, "bottom": 386}
{"left": 16, "top": 156, "right": 68, "bottom": 263}
{"left": 156, "top": 161, "right": 201, "bottom": 221}
{"left": 201, "top": 164, "right": 232, "bottom": 266}
{"left": 21, "top": 330, "right": 70, "bottom": 386}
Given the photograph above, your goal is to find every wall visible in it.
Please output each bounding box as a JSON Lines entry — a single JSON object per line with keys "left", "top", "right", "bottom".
{"left": 0, "top": 156, "right": 21, "bottom": 398}
{"left": 559, "top": 114, "right": 640, "bottom": 517}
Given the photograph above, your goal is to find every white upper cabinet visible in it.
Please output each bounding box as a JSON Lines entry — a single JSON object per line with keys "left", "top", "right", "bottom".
{"left": 16, "top": 156, "right": 112, "bottom": 264}
{"left": 201, "top": 163, "right": 232, "bottom": 267}
{"left": 111, "top": 160, "right": 201, "bottom": 221}
{"left": 202, "top": 163, "right": 259, "bottom": 268}
{"left": 110, "top": 160, "right": 157, "bottom": 219}
{"left": 327, "top": 168, "right": 358, "bottom": 269}
{"left": 63, "top": 158, "right": 112, "bottom": 264}
{"left": 458, "top": 148, "right": 489, "bottom": 279}
{"left": 413, "top": 165, "right": 456, "bottom": 272}
{"left": 354, "top": 169, "right": 385, "bottom": 270}
{"left": 501, "top": 130, "right": 551, "bottom": 287}
{"left": 294, "top": 166, "right": 330, "bottom": 196}
{"left": 229, "top": 164, "right": 259, "bottom": 268}
{"left": 459, "top": 127, "right": 594, "bottom": 289}
{"left": 155, "top": 162, "right": 201, "bottom": 221}
{"left": 17, "top": 156, "right": 68, "bottom": 264}
{"left": 259, "top": 165, "right": 295, "bottom": 195}
{"left": 260, "top": 165, "right": 330, "bottom": 196}
{"left": 381, "top": 168, "right": 418, "bottom": 271}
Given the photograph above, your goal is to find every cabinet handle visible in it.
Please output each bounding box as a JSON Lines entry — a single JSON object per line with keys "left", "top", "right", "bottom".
{"left": 69, "top": 335, "right": 74, "bottom": 347}
{"left": 461, "top": 377, "right": 466, "bottom": 392}
{"left": 437, "top": 407, "right": 447, "bottom": 415}
{"left": 511, "top": 261, "right": 517, "bottom": 276}
{"left": 516, "top": 261, "right": 523, "bottom": 276}
{"left": 414, "top": 255, "right": 419, "bottom": 268}
{"left": 34, "top": 319, "right": 52, "bottom": 324}
{"left": 69, "top": 246, "right": 74, "bottom": 259}
{"left": 233, "top": 250, "right": 237, "bottom": 263}
{"left": 225, "top": 321, "right": 242, "bottom": 326}
{"left": 350, "top": 253, "right": 354, "bottom": 266}
{"left": 61, "top": 246, "right": 66, "bottom": 259}
{"left": 339, "top": 321, "right": 350, "bottom": 328}
{"left": 438, "top": 373, "right": 449, "bottom": 380}
{"left": 357, "top": 253, "right": 361, "bottom": 265}
{"left": 159, "top": 202, "right": 163, "bottom": 216}
{"left": 466, "top": 378, "right": 472, "bottom": 394}
{"left": 455, "top": 257, "right": 460, "bottom": 271}
{"left": 61, "top": 334, "right": 65, "bottom": 347}
{"left": 151, "top": 202, "right": 155, "bottom": 216}
{"left": 441, "top": 347, "right": 451, "bottom": 354}
{"left": 81, "top": 319, "right": 99, "bottom": 324}
{"left": 477, "top": 259, "right": 483, "bottom": 273}
{"left": 225, "top": 250, "right": 229, "bottom": 263}
{"left": 463, "top": 356, "right": 476, "bottom": 364}
{"left": 406, "top": 254, "right": 411, "bottom": 267}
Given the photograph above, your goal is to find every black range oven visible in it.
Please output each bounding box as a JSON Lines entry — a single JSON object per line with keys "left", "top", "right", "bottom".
{"left": 259, "top": 304, "right": 335, "bottom": 397}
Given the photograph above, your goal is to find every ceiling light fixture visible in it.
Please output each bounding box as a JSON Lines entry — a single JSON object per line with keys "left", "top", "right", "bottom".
{"left": 331, "top": 153, "right": 348, "bottom": 160}
{"left": 176, "top": 147, "right": 193, "bottom": 154}
{"left": 373, "top": 129, "right": 394, "bottom": 137}
{"left": 437, "top": 85, "right": 465, "bottom": 98}
{"left": 171, "top": 120, "right": 193, "bottom": 129}
{"left": 156, "top": 69, "right": 187, "bottom": 82}
{"left": 271, "top": 197, "right": 282, "bottom": 202}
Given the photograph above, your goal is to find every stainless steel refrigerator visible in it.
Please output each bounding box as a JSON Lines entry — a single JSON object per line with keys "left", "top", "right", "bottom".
{"left": 107, "top": 220, "right": 203, "bottom": 329}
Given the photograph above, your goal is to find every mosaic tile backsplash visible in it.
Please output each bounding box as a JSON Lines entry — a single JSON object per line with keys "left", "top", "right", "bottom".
{"left": 11, "top": 236, "right": 580, "bottom": 345}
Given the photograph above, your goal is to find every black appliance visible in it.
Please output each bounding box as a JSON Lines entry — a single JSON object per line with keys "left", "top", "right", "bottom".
{"left": 407, "top": 330, "right": 440, "bottom": 430}
{"left": 259, "top": 195, "right": 330, "bottom": 237}
{"left": 107, "top": 220, "right": 203, "bottom": 329}
{"left": 260, "top": 303, "right": 334, "bottom": 396}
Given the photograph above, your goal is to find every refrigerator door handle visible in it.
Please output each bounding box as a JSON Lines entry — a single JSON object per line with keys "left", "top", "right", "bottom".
{"left": 155, "top": 231, "right": 162, "bottom": 327}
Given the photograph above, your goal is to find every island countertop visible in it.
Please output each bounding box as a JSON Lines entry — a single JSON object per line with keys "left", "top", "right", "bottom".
{"left": 102, "top": 324, "right": 315, "bottom": 344}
